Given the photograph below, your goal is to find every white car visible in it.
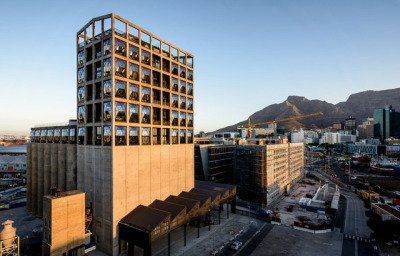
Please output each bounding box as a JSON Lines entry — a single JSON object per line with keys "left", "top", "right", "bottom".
{"left": 230, "top": 241, "right": 243, "bottom": 250}
{"left": 351, "top": 176, "right": 357, "bottom": 180}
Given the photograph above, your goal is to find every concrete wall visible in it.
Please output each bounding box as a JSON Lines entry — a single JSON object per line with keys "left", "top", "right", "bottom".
{"left": 26, "top": 143, "right": 32, "bottom": 212}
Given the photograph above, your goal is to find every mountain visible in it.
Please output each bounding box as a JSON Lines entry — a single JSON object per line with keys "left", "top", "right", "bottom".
{"left": 212, "top": 88, "right": 400, "bottom": 133}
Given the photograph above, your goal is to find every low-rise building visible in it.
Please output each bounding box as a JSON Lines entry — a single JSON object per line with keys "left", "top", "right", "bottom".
{"left": 371, "top": 203, "right": 400, "bottom": 221}
{"left": 0, "top": 155, "right": 26, "bottom": 179}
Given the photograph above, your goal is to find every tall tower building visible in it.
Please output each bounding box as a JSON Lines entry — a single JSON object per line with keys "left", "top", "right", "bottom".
{"left": 373, "top": 105, "right": 400, "bottom": 142}
{"left": 76, "top": 14, "right": 195, "bottom": 254}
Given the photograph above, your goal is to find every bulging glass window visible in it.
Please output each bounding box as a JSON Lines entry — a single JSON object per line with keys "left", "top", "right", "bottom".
{"left": 115, "top": 80, "right": 126, "bottom": 98}
{"left": 141, "top": 86, "right": 150, "bottom": 103}
{"left": 187, "top": 55, "right": 193, "bottom": 68}
{"left": 70, "top": 128, "right": 76, "bottom": 144}
{"left": 104, "top": 126, "right": 112, "bottom": 146}
{"left": 78, "top": 128, "right": 85, "bottom": 145}
{"left": 35, "top": 130, "right": 40, "bottom": 142}
{"left": 78, "top": 68, "right": 85, "bottom": 83}
{"left": 78, "top": 51, "right": 84, "bottom": 65}
{"left": 104, "top": 38, "right": 112, "bottom": 55}
{"left": 141, "top": 50, "right": 150, "bottom": 65}
{"left": 172, "top": 78, "right": 178, "bottom": 91}
{"left": 180, "top": 96, "right": 186, "bottom": 109}
{"left": 103, "top": 80, "right": 112, "bottom": 98}
{"left": 180, "top": 112, "right": 186, "bottom": 126}
{"left": 115, "top": 58, "right": 126, "bottom": 77}
{"left": 129, "top": 63, "right": 139, "bottom": 81}
{"left": 141, "top": 32, "right": 151, "bottom": 49}
{"left": 171, "top": 63, "right": 178, "bottom": 76}
{"left": 54, "top": 129, "right": 61, "bottom": 143}
{"left": 180, "top": 129, "right": 186, "bottom": 144}
{"left": 129, "top": 83, "right": 139, "bottom": 101}
{"left": 141, "top": 67, "right": 150, "bottom": 84}
{"left": 172, "top": 111, "right": 178, "bottom": 126}
{"left": 128, "top": 25, "right": 139, "bottom": 44}
{"left": 129, "top": 104, "right": 139, "bottom": 123}
{"left": 171, "top": 94, "right": 178, "bottom": 108}
{"left": 103, "top": 102, "right": 112, "bottom": 122}
{"left": 141, "top": 106, "right": 150, "bottom": 124}
{"left": 115, "top": 38, "right": 126, "bottom": 56}
{"left": 188, "top": 113, "right": 193, "bottom": 127}
{"left": 78, "top": 87, "right": 85, "bottom": 103}
{"left": 187, "top": 83, "right": 193, "bottom": 95}
{"left": 152, "top": 38, "right": 160, "bottom": 53}
{"left": 172, "top": 129, "right": 178, "bottom": 144}
{"left": 129, "top": 44, "right": 139, "bottom": 61}
{"left": 172, "top": 48, "right": 178, "bottom": 61}
{"left": 162, "top": 43, "right": 170, "bottom": 57}
{"left": 187, "top": 70, "right": 193, "bottom": 81}
{"left": 142, "top": 128, "right": 151, "bottom": 145}
{"left": 180, "top": 81, "right": 186, "bottom": 93}
{"left": 62, "top": 129, "right": 69, "bottom": 144}
{"left": 47, "top": 130, "right": 54, "bottom": 143}
{"left": 162, "top": 74, "right": 170, "bottom": 89}
{"left": 41, "top": 130, "right": 46, "bottom": 143}
{"left": 78, "top": 106, "right": 85, "bottom": 124}
{"left": 180, "top": 66, "right": 186, "bottom": 78}
{"left": 179, "top": 52, "right": 186, "bottom": 65}
{"left": 187, "top": 98, "right": 193, "bottom": 110}
{"left": 188, "top": 130, "right": 193, "bottom": 143}
{"left": 115, "top": 102, "right": 126, "bottom": 122}
{"left": 103, "top": 58, "right": 112, "bottom": 77}
{"left": 115, "top": 126, "right": 126, "bottom": 146}
{"left": 114, "top": 18, "right": 127, "bottom": 38}
{"left": 129, "top": 127, "right": 139, "bottom": 145}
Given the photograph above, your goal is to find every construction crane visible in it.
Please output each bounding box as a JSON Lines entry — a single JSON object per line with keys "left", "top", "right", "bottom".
{"left": 238, "top": 112, "right": 323, "bottom": 139}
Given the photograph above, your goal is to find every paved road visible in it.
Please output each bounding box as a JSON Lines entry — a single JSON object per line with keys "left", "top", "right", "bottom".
{"left": 342, "top": 191, "right": 371, "bottom": 239}
{"left": 234, "top": 222, "right": 274, "bottom": 256}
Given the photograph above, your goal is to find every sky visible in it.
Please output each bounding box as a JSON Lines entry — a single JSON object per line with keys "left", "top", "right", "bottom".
{"left": 0, "top": 0, "right": 399, "bottom": 135}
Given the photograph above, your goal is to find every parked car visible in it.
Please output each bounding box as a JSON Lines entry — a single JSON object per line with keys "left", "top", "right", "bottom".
{"left": 230, "top": 241, "right": 243, "bottom": 250}
{"left": 32, "top": 225, "right": 43, "bottom": 236}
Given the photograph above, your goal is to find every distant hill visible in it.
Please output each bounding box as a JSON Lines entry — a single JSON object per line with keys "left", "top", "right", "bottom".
{"left": 212, "top": 88, "right": 400, "bottom": 133}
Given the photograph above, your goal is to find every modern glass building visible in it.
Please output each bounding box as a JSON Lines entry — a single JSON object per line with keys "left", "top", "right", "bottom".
{"left": 373, "top": 105, "right": 400, "bottom": 142}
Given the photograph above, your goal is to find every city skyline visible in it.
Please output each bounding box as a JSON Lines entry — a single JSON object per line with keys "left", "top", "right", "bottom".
{"left": 1, "top": 0, "right": 400, "bottom": 135}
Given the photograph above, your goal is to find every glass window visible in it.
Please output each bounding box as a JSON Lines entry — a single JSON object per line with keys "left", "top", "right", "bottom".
{"left": 104, "top": 102, "right": 112, "bottom": 122}
{"left": 162, "top": 128, "right": 170, "bottom": 144}
{"left": 187, "top": 70, "right": 193, "bottom": 81}
{"left": 34, "top": 130, "right": 40, "bottom": 142}
{"left": 153, "top": 89, "right": 161, "bottom": 104}
{"left": 115, "top": 58, "right": 126, "bottom": 77}
{"left": 152, "top": 128, "right": 161, "bottom": 145}
{"left": 103, "top": 58, "right": 112, "bottom": 77}
{"left": 129, "top": 104, "right": 139, "bottom": 123}
{"left": 172, "top": 129, "right": 178, "bottom": 144}
{"left": 95, "top": 126, "right": 101, "bottom": 145}
{"left": 187, "top": 98, "right": 193, "bottom": 110}
{"left": 115, "top": 80, "right": 126, "bottom": 98}
{"left": 141, "top": 67, "right": 150, "bottom": 84}
{"left": 128, "top": 25, "right": 139, "bottom": 44}
{"left": 187, "top": 130, "right": 193, "bottom": 143}
{"left": 142, "top": 128, "right": 151, "bottom": 145}
{"left": 78, "top": 68, "right": 85, "bottom": 83}
{"left": 115, "top": 126, "right": 126, "bottom": 146}
{"left": 47, "top": 130, "right": 54, "bottom": 143}
{"left": 94, "top": 20, "right": 102, "bottom": 40}
{"left": 62, "top": 129, "right": 69, "bottom": 144}
{"left": 129, "top": 127, "right": 139, "bottom": 145}
{"left": 180, "top": 81, "right": 186, "bottom": 93}
{"left": 162, "top": 109, "right": 170, "bottom": 125}
{"left": 187, "top": 55, "right": 193, "bottom": 68}
{"left": 70, "top": 128, "right": 76, "bottom": 144}
{"left": 129, "top": 83, "right": 139, "bottom": 101}
{"left": 104, "top": 18, "right": 111, "bottom": 36}
{"left": 129, "top": 44, "right": 139, "bottom": 61}
{"left": 78, "top": 87, "right": 85, "bottom": 103}
{"left": 104, "top": 38, "right": 112, "bottom": 55}
{"left": 187, "top": 83, "right": 193, "bottom": 95}
{"left": 180, "top": 129, "right": 186, "bottom": 144}
{"left": 171, "top": 48, "right": 178, "bottom": 61}
{"left": 41, "top": 130, "right": 46, "bottom": 143}
{"left": 129, "top": 63, "right": 139, "bottom": 81}
{"left": 30, "top": 130, "right": 34, "bottom": 141}
{"left": 141, "top": 50, "right": 150, "bottom": 65}
{"left": 141, "top": 32, "right": 151, "bottom": 49}
{"left": 78, "top": 51, "right": 84, "bottom": 65}
{"left": 180, "top": 112, "right": 186, "bottom": 126}
{"left": 115, "top": 38, "right": 126, "bottom": 56}
{"left": 188, "top": 113, "right": 193, "bottom": 127}
{"left": 152, "top": 54, "right": 161, "bottom": 69}
{"left": 78, "top": 31, "right": 84, "bottom": 48}
{"left": 115, "top": 102, "right": 126, "bottom": 122}
{"left": 86, "top": 24, "right": 93, "bottom": 44}
{"left": 114, "top": 18, "right": 126, "bottom": 38}
{"left": 162, "top": 92, "right": 170, "bottom": 106}
{"left": 153, "top": 107, "right": 161, "bottom": 125}
{"left": 152, "top": 38, "right": 161, "bottom": 53}
{"left": 179, "top": 51, "right": 186, "bottom": 65}
{"left": 171, "top": 94, "right": 178, "bottom": 108}
{"left": 141, "top": 106, "right": 150, "bottom": 124}
{"left": 141, "top": 86, "right": 150, "bottom": 103}
{"left": 180, "top": 66, "right": 186, "bottom": 78}
{"left": 162, "top": 43, "right": 170, "bottom": 57}
{"left": 103, "top": 80, "right": 112, "bottom": 98}
{"left": 172, "top": 111, "right": 178, "bottom": 126}
{"left": 180, "top": 96, "right": 186, "bottom": 109}
{"left": 162, "top": 59, "right": 170, "bottom": 73}
{"left": 171, "top": 63, "right": 178, "bottom": 76}
{"left": 172, "top": 78, "right": 178, "bottom": 91}
{"left": 78, "top": 106, "right": 85, "bottom": 124}
{"left": 162, "top": 74, "right": 170, "bottom": 90}
{"left": 104, "top": 126, "right": 112, "bottom": 146}
{"left": 153, "top": 70, "right": 160, "bottom": 87}
{"left": 78, "top": 128, "right": 85, "bottom": 145}
{"left": 54, "top": 129, "right": 60, "bottom": 143}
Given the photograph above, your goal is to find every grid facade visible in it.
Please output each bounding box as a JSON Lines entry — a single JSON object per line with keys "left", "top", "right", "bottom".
{"left": 76, "top": 14, "right": 194, "bottom": 147}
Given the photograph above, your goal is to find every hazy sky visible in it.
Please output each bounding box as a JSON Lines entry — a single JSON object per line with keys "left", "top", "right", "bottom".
{"left": 1, "top": 0, "right": 399, "bottom": 135}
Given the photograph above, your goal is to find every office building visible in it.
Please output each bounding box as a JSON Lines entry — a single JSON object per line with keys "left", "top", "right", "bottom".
{"left": 358, "top": 118, "right": 374, "bottom": 139}
{"left": 374, "top": 105, "right": 400, "bottom": 142}
{"left": 345, "top": 116, "right": 356, "bottom": 135}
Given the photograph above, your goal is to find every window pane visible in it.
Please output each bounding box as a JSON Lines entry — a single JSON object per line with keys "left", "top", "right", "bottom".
{"left": 104, "top": 80, "right": 112, "bottom": 98}
{"left": 187, "top": 130, "right": 193, "bottom": 143}
{"left": 129, "top": 104, "right": 139, "bottom": 123}
{"left": 187, "top": 55, "right": 193, "bottom": 68}
{"left": 128, "top": 25, "right": 139, "bottom": 44}
{"left": 188, "top": 113, "right": 193, "bottom": 127}
{"left": 47, "top": 130, "right": 54, "bottom": 143}
{"left": 187, "top": 70, "right": 193, "bottom": 81}
{"left": 78, "top": 51, "right": 84, "bottom": 65}
{"left": 115, "top": 58, "right": 126, "bottom": 77}
{"left": 141, "top": 32, "right": 151, "bottom": 49}
{"left": 104, "top": 126, "right": 112, "bottom": 146}
{"left": 180, "top": 96, "right": 186, "bottom": 109}
{"left": 171, "top": 78, "right": 178, "bottom": 91}
{"left": 172, "top": 129, "right": 178, "bottom": 144}
{"left": 171, "top": 94, "right": 178, "bottom": 108}
{"left": 115, "top": 102, "right": 126, "bottom": 122}
{"left": 129, "top": 63, "right": 139, "bottom": 81}
{"left": 180, "top": 66, "right": 186, "bottom": 78}
{"left": 152, "top": 38, "right": 160, "bottom": 53}
{"left": 180, "top": 129, "right": 186, "bottom": 144}
{"left": 180, "top": 80, "right": 186, "bottom": 94}
{"left": 78, "top": 106, "right": 85, "bottom": 124}
{"left": 141, "top": 67, "right": 150, "bottom": 84}
{"left": 172, "top": 111, "right": 178, "bottom": 126}
{"left": 187, "top": 98, "right": 193, "bottom": 110}
{"left": 115, "top": 38, "right": 126, "bottom": 57}
{"left": 187, "top": 83, "right": 193, "bottom": 95}
{"left": 54, "top": 129, "right": 60, "bottom": 143}
{"left": 171, "top": 48, "right": 178, "bottom": 61}
{"left": 141, "top": 50, "right": 150, "bottom": 65}
{"left": 115, "top": 80, "right": 126, "bottom": 98}
{"left": 171, "top": 63, "right": 178, "bottom": 76}
{"left": 179, "top": 52, "right": 186, "bottom": 65}
{"left": 86, "top": 24, "right": 93, "bottom": 44}
{"left": 141, "top": 86, "right": 150, "bottom": 103}
{"left": 180, "top": 112, "right": 186, "bottom": 126}
{"left": 62, "top": 129, "right": 69, "bottom": 144}
{"left": 162, "top": 43, "right": 170, "bottom": 57}
{"left": 104, "top": 38, "right": 112, "bottom": 55}
{"left": 142, "top": 128, "right": 150, "bottom": 145}
{"left": 129, "top": 45, "right": 139, "bottom": 61}
{"left": 141, "top": 106, "right": 150, "bottom": 124}
{"left": 78, "top": 87, "right": 85, "bottom": 103}
{"left": 94, "top": 20, "right": 102, "bottom": 40}
{"left": 70, "top": 128, "right": 76, "bottom": 144}
{"left": 115, "top": 126, "right": 126, "bottom": 146}
{"left": 78, "top": 128, "right": 85, "bottom": 145}
{"left": 104, "top": 18, "right": 111, "bottom": 36}
{"left": 129, "top": 127, "right": 139, "bottom": 145}
{"left": 78, "top": 31, "right": 84, "bottom": 48}
{"left": 103, "top": 58, "right": 112, "bottom": 77}
{"left": 78, "top": 68, "right": 85, "bottom": 83}
{"left": 114, "top": 18, "right": 126, "bottom": 38}
{"left": 104, "top": 102, "right": 112, "bottom": 122}
{"left": 129, "top": 83, "right": 139, "bottom": 101}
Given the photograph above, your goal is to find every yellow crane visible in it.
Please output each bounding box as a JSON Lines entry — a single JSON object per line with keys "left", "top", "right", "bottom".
{"left": 238, "top": 112, "right": 323, "bottom": 138}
